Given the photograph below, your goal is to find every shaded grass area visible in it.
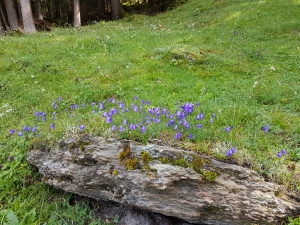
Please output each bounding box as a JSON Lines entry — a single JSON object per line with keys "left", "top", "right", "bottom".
{"left": 1, "top": 0, "right": 300, "bottom": 223}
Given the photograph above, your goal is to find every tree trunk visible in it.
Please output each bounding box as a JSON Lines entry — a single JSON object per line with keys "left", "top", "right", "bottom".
{"left": 4, "top": 0, "right": 19, "bottom": 30}
{"left": 73, "top": 0, "right": 81, "bottom": 27}
{"left": 111, "top": 0, "right": 123, "bottom": 20}
{"left": 0, "top": 3, "right": 10, "bottom": 31}
{"left": 80, "top": 1, "right": 88, "bottom": 24}
{"left": 148, "top": 0, "right": 156, "bottom": 7}
{"left": 97, "top": 0, "right": 105, "bottom": 19}
{"left": 46, "top": 0, "right": 52, "bottom": 19}
{"left": 67, "top": 0, "right": 73, "bottom": 24}
{"left": 33, "top": 0, "right": 43, "bottom": 20}
{"left": 16, "top": 0, "right": 23, "bottom": 26}
{"left": 20, "top": 0, "right": 36, "bottom": 33}
{"left": 0, "top": 14, "right": 4, "bottom": 35}
{"left": 54, "top": 0, "right": 61, "bottom": 19}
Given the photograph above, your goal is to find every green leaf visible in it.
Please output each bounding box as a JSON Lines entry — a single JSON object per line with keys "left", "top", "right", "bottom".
{"left": 113, "top": 214, "right": 119, "bottom": 223}
{"left": 64, "top": 193, "right": 73, "bottom": 206}
{"left": 21, "top": 208, "right": 36, "bottom": 225}
{"left": 6, "top": 210, "right": 19, "bottom": 225}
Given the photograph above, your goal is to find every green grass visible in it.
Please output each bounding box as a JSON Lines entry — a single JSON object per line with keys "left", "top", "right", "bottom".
{"left": 1, "top": 0, "right": 300, "bottom": 223}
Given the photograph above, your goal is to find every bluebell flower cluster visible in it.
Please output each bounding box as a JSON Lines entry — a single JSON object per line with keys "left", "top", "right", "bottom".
{"left": 224, "top": 126, "right": 233, "bottom": 132}
{"left": 8, "top": 95, "right": 285, "bottom": 158}
{"left": 276, "top": 149, "right": 287, "bottom": 158}
{"left": 262, "top": 125, "right": 269, "bottom": 132}
{"left": 174, "top": 132, "right": 182, "bottom": 139}
{"left": 226, "top": 148, "right": 237, "bottom": 157}
{"left": 34, "top": 111, "right": 47, "bottom": 122}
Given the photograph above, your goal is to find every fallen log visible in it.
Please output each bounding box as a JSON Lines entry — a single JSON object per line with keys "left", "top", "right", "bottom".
{"left": 26, "top": 135, "right": 300, "bottom": 225}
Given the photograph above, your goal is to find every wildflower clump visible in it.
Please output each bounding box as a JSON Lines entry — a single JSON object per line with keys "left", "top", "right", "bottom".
{"left": 9, "top": 96, "right": 225, "bottom": 159}
{"left": 7, "top": 95, "right": 296, "bottom": 186}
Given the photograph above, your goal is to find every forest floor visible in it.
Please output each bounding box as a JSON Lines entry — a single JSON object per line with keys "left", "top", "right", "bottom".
{"left": 0, "top": 0, "right": 300, "bottom": 224}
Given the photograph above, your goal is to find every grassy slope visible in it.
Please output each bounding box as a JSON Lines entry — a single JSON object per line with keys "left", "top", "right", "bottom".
{"left": 0, "top": 0, "right": 300, "bottom": 223}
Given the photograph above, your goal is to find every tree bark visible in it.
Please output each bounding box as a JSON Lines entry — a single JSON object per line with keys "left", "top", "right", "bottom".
{"left": 20, "top": 0, "right": 36, "bottom": 33}
{"left": 4, "top": 0, "right": 19, "bottom": 30}
{"left": 0, "top": 14, "right": 4, "bottom": 35}
{"left": 46, "top": 0, "right": 52, "bottom": 19}
{"left": 148, "top": 0, "right": 156, "bottom": 7}
{"left": 0, "top": 3, "right": 10, "bottom": 31}
{"left": 80, "top": 1, "right": 88, "bottom": 24}
{"left": 54, "top": 0, "right": 61, "bottom": 19}
{"left": 67, "top": 0, "right": 73, "bottom": 24}
{"left": 111, "top": 0, "right": 123, "bottom": 20}
{"left": 16, "top": 0, "right": 23, "bottom": 26}
{"left": 73, "top": 0, "right": 81, "bottom": 27}
{"left": 33, "top": 0, "right": 43, "bottom": 20}
{"left": 97, "top": 0, "right": 105, "bottom": 19}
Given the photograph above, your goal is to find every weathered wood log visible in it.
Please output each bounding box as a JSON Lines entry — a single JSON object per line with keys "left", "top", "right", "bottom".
{"left": 26, "top": 135, "right": 300, "bottom": 225}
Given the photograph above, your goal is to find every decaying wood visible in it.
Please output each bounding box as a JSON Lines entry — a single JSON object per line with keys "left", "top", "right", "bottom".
{"left": 26, "top": 135, "right": 300, "bottom": 225}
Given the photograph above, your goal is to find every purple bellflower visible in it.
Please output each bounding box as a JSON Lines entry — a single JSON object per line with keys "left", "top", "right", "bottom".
{"left": 197, "top": 124, "right": 202, "bottom": 129}
{"left": 262, "top": 125, "right": 269, "bottom": 132}
{"left": 119, "top": 126, "right": 125, "bottom": 132}
{"left": 174, "top": 132, "right": 182, "bottom": 139}
{"left": 196, "top": 113, "right": 204, "bottom": 120}
{"left": 106, "top": 116, "right": 112, "bottom": 123}
{"left": 140, "top": 126, "right": 146, "bottom": 133}
{"left": 129, "top": 124, "right": 137, "bottom": 130}
{"left": 224, "top": 126, "right": 233, "bottom": 132}
{"left": 119, "top": 102, "right": 124, "bottom": 109}
{"left": 276, "top": 149, "right": 287, "bottom": 158}
{"left": 181, "top": 103, "right": 194, "bottom": 115}
{"left": 23, "top": 126, "right": 30, "bottom": 133}
{"left": 226, "top": 148, "right": 236, "bottom": 157}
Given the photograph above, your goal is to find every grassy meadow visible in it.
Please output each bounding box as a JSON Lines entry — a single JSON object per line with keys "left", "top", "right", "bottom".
{"left": 1, "top": 0, "right": 300, "bottom": 223}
